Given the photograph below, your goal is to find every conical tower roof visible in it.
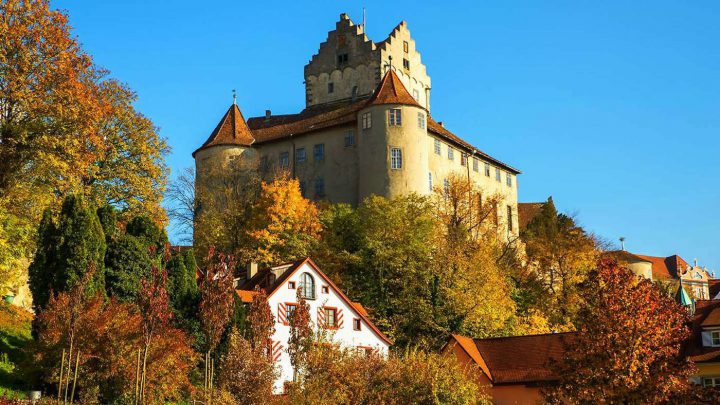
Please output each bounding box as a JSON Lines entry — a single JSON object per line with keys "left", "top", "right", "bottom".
{"left": 366, "top": 68, "right": 424, "bottom": 109}
{"left": 675, "top": 281, "right": 693, "bottom": 307}
{"left": 193, "top": 103, "right": 255, "bottom": 156}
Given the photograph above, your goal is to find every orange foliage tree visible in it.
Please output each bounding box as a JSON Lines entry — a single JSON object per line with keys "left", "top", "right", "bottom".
{"left": 545, "top": 258, "right": 693, "bottom": 403}
{"left": 241, "top": 177, "right": 322, "bottom": 267}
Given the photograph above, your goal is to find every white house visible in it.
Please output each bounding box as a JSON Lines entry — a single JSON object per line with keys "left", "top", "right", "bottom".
{"left": 236, "top": 257, "right": 392, "bottom": 393}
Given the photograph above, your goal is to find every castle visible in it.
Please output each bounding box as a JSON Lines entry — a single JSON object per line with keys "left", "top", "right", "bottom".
{"left": 193, "top": 13, "right": 521, "bottom": 238}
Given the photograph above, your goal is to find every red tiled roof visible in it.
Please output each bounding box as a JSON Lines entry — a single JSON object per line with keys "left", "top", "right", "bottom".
{"left": 685, "top": 300, "right": 720, "bottom": 363}
{"left": 193, "top": 104, "right": 255, "bottom": 156}
{"left": 518, "top": 202, "right": 544, "bottom": 230}
{"left": 366, "top": 68, "right": 423, "bottom": 108}
{"left": 634, "top": 254, "right": 689, "bottom": 280}
{"left": 236, "top": 257, "right": 392, "bottom": 345}
{"left": 454, "top": 332, "right": 576, "bottom": 385}
{"left": 709, "top": 279, "right": 720, "bottom": 299}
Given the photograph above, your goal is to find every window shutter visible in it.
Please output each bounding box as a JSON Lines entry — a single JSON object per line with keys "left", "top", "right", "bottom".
{"left": 278, "top": 303, "right": 287, "bottom": 325}
{"left": 317, "top": 307, "right": 324, "bottom": 328}
{"left": 337, "top": 308, "right": 344, "bottom": 328}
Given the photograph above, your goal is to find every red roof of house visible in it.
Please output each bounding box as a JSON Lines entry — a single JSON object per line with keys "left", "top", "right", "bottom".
{"left": 193, "top": 103, "right": 255, "bottom": 156}
{"left": 710, "top": 279, "right": 720, "bottom": 299}
{"left": 633, "top": 254, "right": 690, "bottom": 280}
{"left": 366, "top": 68, "right": 423, "bottom": 108}
{"left": 449, "top": 332, "right": 576, "bottom": 385}
{"left": 685, "top": 300, "right": 720, "bottom": 363}
{"left": 236, "top": 257, "right": 392, "bottom": 345}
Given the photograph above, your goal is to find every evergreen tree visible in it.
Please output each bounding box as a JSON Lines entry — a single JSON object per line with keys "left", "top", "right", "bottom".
{"left": 105, "top": 234, "right": 153, "bottom": 302}
{"left": 29, "top": 195, "right": 106, "bottom": 310}
{"left": 126, "top": 215, "right": 168, "bottom": 253}
{"left": 96, "top": 204, "right": 119, "bottom": 242}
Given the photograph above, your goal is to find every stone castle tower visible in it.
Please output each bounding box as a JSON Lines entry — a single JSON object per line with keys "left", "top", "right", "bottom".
{"left": 193, "top": 14, "right": 520, "bottom": 239}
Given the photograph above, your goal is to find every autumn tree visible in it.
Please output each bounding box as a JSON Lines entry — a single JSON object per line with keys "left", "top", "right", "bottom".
{"left": 287, "top": 289, "right": 313, "bottom": 382}
{"left": 217, "top": 291, "right": 278, "bottom": 405}
{"left": 520, "top": 197, "right": 599, "bottom": 327}
{"left": 545, "top": 258, "right": 694, "bottom": 403}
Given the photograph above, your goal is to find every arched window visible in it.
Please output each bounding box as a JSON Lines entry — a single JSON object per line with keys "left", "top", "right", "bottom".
{"left": 300, "top": 273, "right": 315, "bottom": 300}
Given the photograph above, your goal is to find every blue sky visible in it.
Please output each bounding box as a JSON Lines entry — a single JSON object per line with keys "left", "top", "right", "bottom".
{"left": 53, "top": 1, "right": 720, "bottom": 271}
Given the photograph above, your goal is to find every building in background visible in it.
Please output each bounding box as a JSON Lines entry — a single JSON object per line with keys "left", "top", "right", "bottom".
{"left": 193, "top": 13, "right": 520, "bottom": 240}
{"left": 236, "top": 257, "right": 391, "bottom": 393}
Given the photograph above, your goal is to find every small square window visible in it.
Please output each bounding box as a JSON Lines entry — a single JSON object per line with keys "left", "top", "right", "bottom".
{"left": 344, "top": 130, "right": 355, "bottom": 147}
{"left": 321, "top": 286, "right": 329, "bottom": 294}
{"left": 403, "top": 41, "right": 409, "bottom": 53}
{"left": 353, "top": 318, "right": 361, "bottom": 331}
{"left": 314, "top": 144, "right": 325, "bottom": 161}
{"left": 279, "top": 151, "right": 289, "bottom": 168}
{"left": 288, "top": 281, "right": 296, "bottom": 289}
{"left": 388, "top": 109, "right": 402, "bottom": 126}
{"left": 448, "top": 147, "right": 454, "bottom": 161}
{"left": 323, "top": 307, "right": 337, "bottom": 328}
{"left": 417, "top": 112, "right": 425, "bottom": 129}
{"left": 391, "top": 148, "right": 402, "bottom": 170}
{"left": 296, "top": 148, "right": 306, "bottom": 163}
{"left": 434, "top": 139, "right": 441, "bottom": 155}
{"left": 403, "top": 58, "right": 410, "bottom": 70}
{"left": 328, "top": 82, "right": 334, "bottom": 94}
{"left": 362, "top": 112, "right": 372, "bottom": 129}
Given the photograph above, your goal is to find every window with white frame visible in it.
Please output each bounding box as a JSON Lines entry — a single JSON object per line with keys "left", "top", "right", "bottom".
{"left": 448, "top": 147, "right": 454, "bottom": 161}
{"left": 417, "top": 112, "right": 425, "bottom": 129}
{"left": 279, "top": 151, "right": 289, "bottom": 168}
{"left": 703, "top": 377, "right": 720, "bottom": 387}
{"left": 296, "top": 148, "right": 306, "bottom": 163}
{"left": 390, "top": 148, "right": 402, "bottom": 169}
{"left": 473, "top": 157, "right": 479, "bottom": 172}
{"left": 345, "top": 130, "right": 355, "bottom": 147}
{"left": 434, "top": 139, "right": 441, "bottom": 155}
{"left": 323, "top": 307, "right": 338, "bottom": 328}
{"left": 712, "top": 331, "right": 720, "bottom": 346}
{"left": 388, "top": 109, "right": 402, "bottom": 126}
{"left": 362, "top": 112, "right": 372, "bottom": 129}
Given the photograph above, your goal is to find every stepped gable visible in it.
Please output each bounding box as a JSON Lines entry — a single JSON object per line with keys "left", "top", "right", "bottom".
{"left": 193, "top": 103, "right": 255, "bottom": 156}
{"left": 366, "top": 68, "right": 423, "bottom": 108}
{"left": 304, "top": 13, "right": 376, "bottom": 76}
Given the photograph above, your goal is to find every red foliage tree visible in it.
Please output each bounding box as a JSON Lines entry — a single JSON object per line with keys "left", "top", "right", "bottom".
{"left": 546, "top": 258, "right": 694, "bottom": 403}
{"left": 247, "top": 287, "right": 275, "bottom": 352}
{"left": 287, "top": 288, "right": 312, "bottom": 381}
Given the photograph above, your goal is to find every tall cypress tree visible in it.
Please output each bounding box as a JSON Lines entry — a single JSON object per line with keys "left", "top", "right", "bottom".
{"left": 125, "top": 215, "right": 168, "bottom": 253}
{"left": 28, "top": 209, "right": 58, "bottom": 311}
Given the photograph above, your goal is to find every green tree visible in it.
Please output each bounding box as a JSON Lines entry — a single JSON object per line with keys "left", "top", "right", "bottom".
{"left": 104, "top": 234, "right": 153, "bottom": 302}
{"left": 125, "top": 215, "right": 168, "bottom": 253}
{"left": 28, "top": 195, "right": 106, "bottom": 310}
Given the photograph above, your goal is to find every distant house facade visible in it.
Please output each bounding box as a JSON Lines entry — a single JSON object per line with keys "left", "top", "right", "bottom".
{"left": 442, "top": 333, "right": 575, "bottom": 404}
{"left": 236, "top": 258, "right": 391, "bottom": 393}
{"left": 611, "top": 250, "right": 714, "bottom": 299}
{"left": 685, "top": 300, "right": 720, "bottom": 387}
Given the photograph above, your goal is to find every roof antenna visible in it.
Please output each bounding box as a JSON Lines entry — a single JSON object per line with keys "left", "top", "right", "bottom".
{"left": 232, "top": 89, "right": 237, "bottom": 105}
{"left": 619, "top": 236, "right": 626, "bottom": 251}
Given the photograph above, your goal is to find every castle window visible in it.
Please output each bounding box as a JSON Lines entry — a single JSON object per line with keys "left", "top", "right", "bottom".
{"left": 314, "top": 177, "right": 325, "bottom": 197}
{"left": 279, "top": 151, "right": 289, "bottom": 168}
{"left": 362, "top": 112, "right": 372, "bottom": 129}
{"left": 345, "top": 130, "right": 355, "bottom": 147}
{"left": 388, "top": 109, "right": 402, "bottom": 126}
{"left": 328, "top": 82, "right": 334, "bottom": 94}
{"left": 460, "top": 153, "right": 467, "bottom": 166}
{"left": 448, "top": 147, "right": 454, "bottom": 161}
{"left": 299, "top": 181, "right": 306, "bottom": 197}
{"left": 428, "top": 172, "right": 433, "bottom": 191}
{"left": 417, "top": 112, "right": 425, "bottom": 129}
{"left": 443, "top": 178, "right": 450, "bottom": 196}
{"left": 506, "top": 173, "right": 513, "bottom": 187}
{"left": 337, "top": 53, "right": 349, "bottom": 66}
{"left": 403, "top": 58, "right": 410, "bottom": 70}
{"left": 390, "top": 148, "right": 402, "bottom": 170}
{"left": 403, "top": 41, "right": 409, "bottom": 53}
{"left": 484, "top": 162, "right": 490, "bottom": 177}
{"left": 300, "top": 273, "right": 316, "bottom": 300}
{"left": 314, "top": 144, "right": 325, "bottom": 161}
{"left": 507, "top": 205, "right": 514, "bottom": 233}
{"left": 434, "top": 139, "right": 441, "bottom": 155}
{"left": 496, "top": 168, "right": 501, "bottom": 182}
{"left": 473, "top": 158, "right": 479, "bottom": 172}
{"left": 296, "top": 148, "right": 306, "bottom": 163}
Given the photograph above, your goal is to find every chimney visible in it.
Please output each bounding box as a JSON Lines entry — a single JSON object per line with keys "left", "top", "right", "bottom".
{"left": 438, "top": 121, "right": 444, "bottom": 127}
{"left": 247, "top": 262, "right": 258, "bottom": 280}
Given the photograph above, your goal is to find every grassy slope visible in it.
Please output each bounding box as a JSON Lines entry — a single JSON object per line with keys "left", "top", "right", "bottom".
{"left": 0, "top": 303, "right": 32, "bottom": 399}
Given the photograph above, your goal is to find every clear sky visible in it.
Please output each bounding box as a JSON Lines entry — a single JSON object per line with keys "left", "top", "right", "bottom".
{"left": 52, "top": 1, "right": 720, "bottom": 272}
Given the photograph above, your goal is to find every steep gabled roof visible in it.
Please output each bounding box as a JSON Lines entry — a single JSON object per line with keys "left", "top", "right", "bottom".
{"left": 193, "top": 103, "right": 255, "bottom": 156}
{"left": 634, "top": 254, "right": 689, "bottom": 280}
{"left": 685, "top": 300, "right": 720, "bottom": 363}
{"left": 449, "top": 332, "right": 576, "bottom": 385}
{"left": 237, "top": 257, "right": 392, "bottom": 345}
{"left": 366, "top": 68, "right": 424, "bottom": 108}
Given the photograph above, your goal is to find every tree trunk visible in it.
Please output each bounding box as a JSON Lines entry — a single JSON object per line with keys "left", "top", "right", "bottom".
{"left": 141, "top": 340, "right": 149, "bottom": 405}
{"left": 134, "top": 348, "right": 141, "bottom": 405}
{"left": 64, "top": 334, "right": 74, "bottom": 404}
{"left": 57, "top": 349, "right": 66, "bottom": 405}
{"left": 69, "top": 351, "right": 80, "bottom": 403}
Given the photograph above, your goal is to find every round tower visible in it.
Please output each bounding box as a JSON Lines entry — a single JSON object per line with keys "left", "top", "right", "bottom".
{"left": 357, "top": 68, "right": 429, "bottom": 201}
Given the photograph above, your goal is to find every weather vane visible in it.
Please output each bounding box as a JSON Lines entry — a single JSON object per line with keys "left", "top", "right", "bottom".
{"left": 232, "top": 89, "right": 237, "bottom": 105}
